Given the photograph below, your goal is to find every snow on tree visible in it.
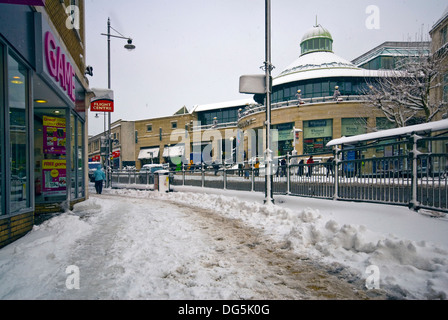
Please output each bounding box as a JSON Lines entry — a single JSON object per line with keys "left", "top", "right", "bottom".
{"left": 362, "top": 44, "right": 448, "bottom": 127}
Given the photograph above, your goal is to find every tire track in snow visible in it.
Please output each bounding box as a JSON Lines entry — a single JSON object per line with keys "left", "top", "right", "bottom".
{"left": 56, "top": 191, "right": 389, "bottom": 299}
{"left": 167, "top": 200, "right": 388, "bottom": 300}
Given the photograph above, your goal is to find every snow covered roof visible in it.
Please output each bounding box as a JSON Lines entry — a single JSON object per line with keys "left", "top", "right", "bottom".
{"left": 191, "top": 98, "right": 255, "bottom": 113}
{"left": 351, "top": 41, "right": 430, "bottom": 67}
{"left": 301, "top": 25, "right": 333, "bottom": 43}
{"left": 430, "top": 5, "right": 448, "bottom": 33}
{"left": 273, "top": 51, "right": 386, "bottom": 86}
{"left": 162, "top": 145, "right": 184, "bottom": 158}
{"left": 327, "top": 119, "right": 448, "bottom": 146}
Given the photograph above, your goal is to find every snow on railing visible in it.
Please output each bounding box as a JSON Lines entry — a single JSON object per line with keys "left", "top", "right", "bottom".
{"left": 110, "top": 148, "right": 447, "bottom": 214}
{"left": 109, "top": 126, "right": 448, "bottom": 214}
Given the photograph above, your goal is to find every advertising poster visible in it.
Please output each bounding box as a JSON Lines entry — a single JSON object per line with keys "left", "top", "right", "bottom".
{"left": 43, "top": 116, "right": 66, "bottom": 154}
{"left": 42, "top": 159, "right": 67, "bottom": 195}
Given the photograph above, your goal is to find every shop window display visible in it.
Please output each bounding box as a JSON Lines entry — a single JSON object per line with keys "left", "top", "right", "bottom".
{"left": 34, "top": 109, "right": 67, "bottom": 203}
{"left": 303, "top": 119, "right": 333, "bottom": 154}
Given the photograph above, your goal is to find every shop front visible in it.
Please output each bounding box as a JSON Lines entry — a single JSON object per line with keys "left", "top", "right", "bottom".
{"left": 0, "top": 4, "right": 89, "bottom": 247}
{"left": 33, "top": 13, "right": 88, "bottom": 212}
{"left": 303, "top": 119, "right": 333, "bottom": 154}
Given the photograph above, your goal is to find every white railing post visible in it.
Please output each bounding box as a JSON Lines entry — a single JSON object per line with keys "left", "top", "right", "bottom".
{"left": 333, "top": 146, "right": 341, "bottom": 200}
{"left": 287, "top": 153, "right": 291, "bottom": 194}
{"left": 223, "top": 167, "right": 227, "bottom": 190}
{"left": 410, "top": 134, "right": 422, "bottom": 211}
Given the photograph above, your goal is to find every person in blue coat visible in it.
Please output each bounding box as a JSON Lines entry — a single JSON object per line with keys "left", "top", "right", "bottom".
{"left": 94, "top": 166, "right": 106, "bottom": 194}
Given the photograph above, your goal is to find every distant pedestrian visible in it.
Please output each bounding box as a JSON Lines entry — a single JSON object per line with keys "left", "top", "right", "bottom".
{"left": 280, "top": 158, "right": 286, "bottom": 177}
{"left": 94, "top": 166, "right": 106, "bottom": 194}
{"left": 325, "top": 157, "right": 334, "bottom": 177}
{"left": 244, "top": 162, "right": 250, "bottom": 179}
{"left": 306, "top": 156, "right": 314, "bottom": 177}
{"left": 238, "top": 163, "right": 243, "bottom": 177}
{"left": 298, "top": 159, "right": 304, "bottom": 176}
{"left": 254, "top": 159, "right": 260, "bottom": 176}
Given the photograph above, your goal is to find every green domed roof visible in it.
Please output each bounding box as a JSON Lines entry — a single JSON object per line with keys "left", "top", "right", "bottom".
{"left": 301, "top": 25, "right": 333, "bottom": 42}
{"left": 300, "top": 24, "right": 333, "bottom": 56}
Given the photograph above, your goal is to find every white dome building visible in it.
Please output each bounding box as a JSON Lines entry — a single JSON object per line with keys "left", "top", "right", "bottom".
{"left": 245, "top": 24, "right": 390, "bottom": 156}
{"left": 267, "top": 24, "right": 385, "bottom": 104}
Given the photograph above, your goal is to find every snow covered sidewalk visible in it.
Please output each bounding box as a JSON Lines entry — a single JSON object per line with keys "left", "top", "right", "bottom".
{"left": 0, "top": 185, "right": 447, "bottom": 300}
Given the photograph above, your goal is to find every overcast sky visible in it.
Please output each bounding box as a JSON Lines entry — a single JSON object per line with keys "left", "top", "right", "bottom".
{"left": 85, "top": 0, "right": 448, "bottom": 136}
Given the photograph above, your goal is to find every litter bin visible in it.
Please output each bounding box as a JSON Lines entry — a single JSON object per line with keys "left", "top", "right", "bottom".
{"left": 154, "top": 170, "right": 170, "bottom": 192}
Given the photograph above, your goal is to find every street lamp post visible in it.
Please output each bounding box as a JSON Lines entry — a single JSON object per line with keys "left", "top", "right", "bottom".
{"left": 263, "top": 0, "right": 274, "bottom": 204}
{"left": 101, "top": 17, "right": 135, "bottom": 188}
{"left": 238, "top": 0, "right": 274, "bottom": 205}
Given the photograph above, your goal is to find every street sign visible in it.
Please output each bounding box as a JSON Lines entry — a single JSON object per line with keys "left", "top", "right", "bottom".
{"left": 239, "top": 74, "right": 267, "bottom": 94}
{"left": 90, "top": 88, "right": 114, "bottom": 112}
{"left": 91, "top": 99, "right": 114, "bottom": 112}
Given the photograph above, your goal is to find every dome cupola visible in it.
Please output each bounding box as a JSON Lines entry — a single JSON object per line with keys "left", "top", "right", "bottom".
{"left": 300, "top": 24, "right": 333, "bottom": 56}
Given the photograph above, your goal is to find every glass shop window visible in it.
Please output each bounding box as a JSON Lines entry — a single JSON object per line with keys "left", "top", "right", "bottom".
{"left": 8, "top": 52, "right": 31, "bottom": 213}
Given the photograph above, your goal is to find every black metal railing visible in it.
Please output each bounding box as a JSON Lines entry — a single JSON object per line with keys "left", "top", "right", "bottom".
{"left": 109, "top": 135, "right": 448, "bottom": 213}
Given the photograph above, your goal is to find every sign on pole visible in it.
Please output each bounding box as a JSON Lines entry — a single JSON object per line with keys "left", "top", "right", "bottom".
{"left": 239, "top": 74, "right": 266, "bottom": 94}
{"left": 90, "top": 88, "right": 114, "bottom": 112}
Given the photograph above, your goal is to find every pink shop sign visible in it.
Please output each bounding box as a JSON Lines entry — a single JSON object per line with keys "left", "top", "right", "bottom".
{"left": 44, "top": 31, "right": 76, "bottom": 102}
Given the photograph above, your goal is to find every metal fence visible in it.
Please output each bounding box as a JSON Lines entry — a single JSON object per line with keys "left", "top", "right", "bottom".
{"left": 109, "top": 135, "right": 448, "bottom": 213}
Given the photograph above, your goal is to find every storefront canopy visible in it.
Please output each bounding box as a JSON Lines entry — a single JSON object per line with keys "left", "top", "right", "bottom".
{"left": 326, "top": 119, "right": 448, "bottom": 147}
{"left": 138, "top": 147, "right": 159, "bottom": 160}
{"left": 162, "top": 145, "right": 185, "bottom": 158}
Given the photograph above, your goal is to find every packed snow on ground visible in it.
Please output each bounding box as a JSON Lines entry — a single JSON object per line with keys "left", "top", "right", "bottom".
{"left": 0, "top": 185, "right": 447, "bottom": 300}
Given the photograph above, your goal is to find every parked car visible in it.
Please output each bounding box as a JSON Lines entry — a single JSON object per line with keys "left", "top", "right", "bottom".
{"left": 88, "top": 162, "right": 102, "bottom": 182}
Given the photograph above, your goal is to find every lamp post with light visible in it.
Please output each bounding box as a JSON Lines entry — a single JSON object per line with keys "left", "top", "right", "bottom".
{"left": 101, "top": 18, "right": 135, "bottom": 187}
{"left": 238, "top": 0, "right": 274, "bottom": 204}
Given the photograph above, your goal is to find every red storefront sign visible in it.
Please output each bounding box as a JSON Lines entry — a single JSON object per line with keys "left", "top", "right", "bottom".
{"left": 112, "top": 150, "right": 121, "bottom": 159}
{"left": 91, "top": 99, "right": 114, "bottom": 112}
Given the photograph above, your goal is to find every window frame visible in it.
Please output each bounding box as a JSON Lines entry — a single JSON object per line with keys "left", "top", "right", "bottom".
{"left": 3, "top": 47, "right": 34, "bottom": 216}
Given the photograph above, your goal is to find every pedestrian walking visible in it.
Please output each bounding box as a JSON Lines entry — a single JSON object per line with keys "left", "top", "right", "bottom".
{"left": 325, "top": 157, "right": 334, "bottom": 177}
{"left": 94, "top": 166, "right": 106, "bottom": 194}
{"left": 244, "top": 162, "right": 250, "bottom": 179}
{"left": 254, "top": 159, "right": 260, "bottom": 177}
{"left": 306, "top": 155, "right": 314, "bottom": 177}
{"left": 280, "top": 158, "right": 286, "bottom": 177}
{"left": 298, "top": 159, "right": 304, "bottom": 176}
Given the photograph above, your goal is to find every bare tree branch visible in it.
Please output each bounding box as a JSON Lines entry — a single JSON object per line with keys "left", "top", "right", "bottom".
{"left": 362, "top": 44, "right": 448, "bottom": 127}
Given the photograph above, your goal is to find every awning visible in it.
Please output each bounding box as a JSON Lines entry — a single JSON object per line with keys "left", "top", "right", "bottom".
{"left": 162, "top": 145, "right": 185, "bottom": 158}
{"left": 326, "top": 119, "right": 448, "bottom": 147}
{"left": 138, "top": 147, "right": 159, "bottom": 160}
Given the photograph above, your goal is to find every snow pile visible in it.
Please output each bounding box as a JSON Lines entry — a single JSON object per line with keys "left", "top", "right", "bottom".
{"left": 0, "top": 186, "right": 446, "bottom": 300}
{"left": 0, "top": 207, "right": 95, "bottom": 299}
{"left": 122, "top": 188, "right": 448, "bottom": 300}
